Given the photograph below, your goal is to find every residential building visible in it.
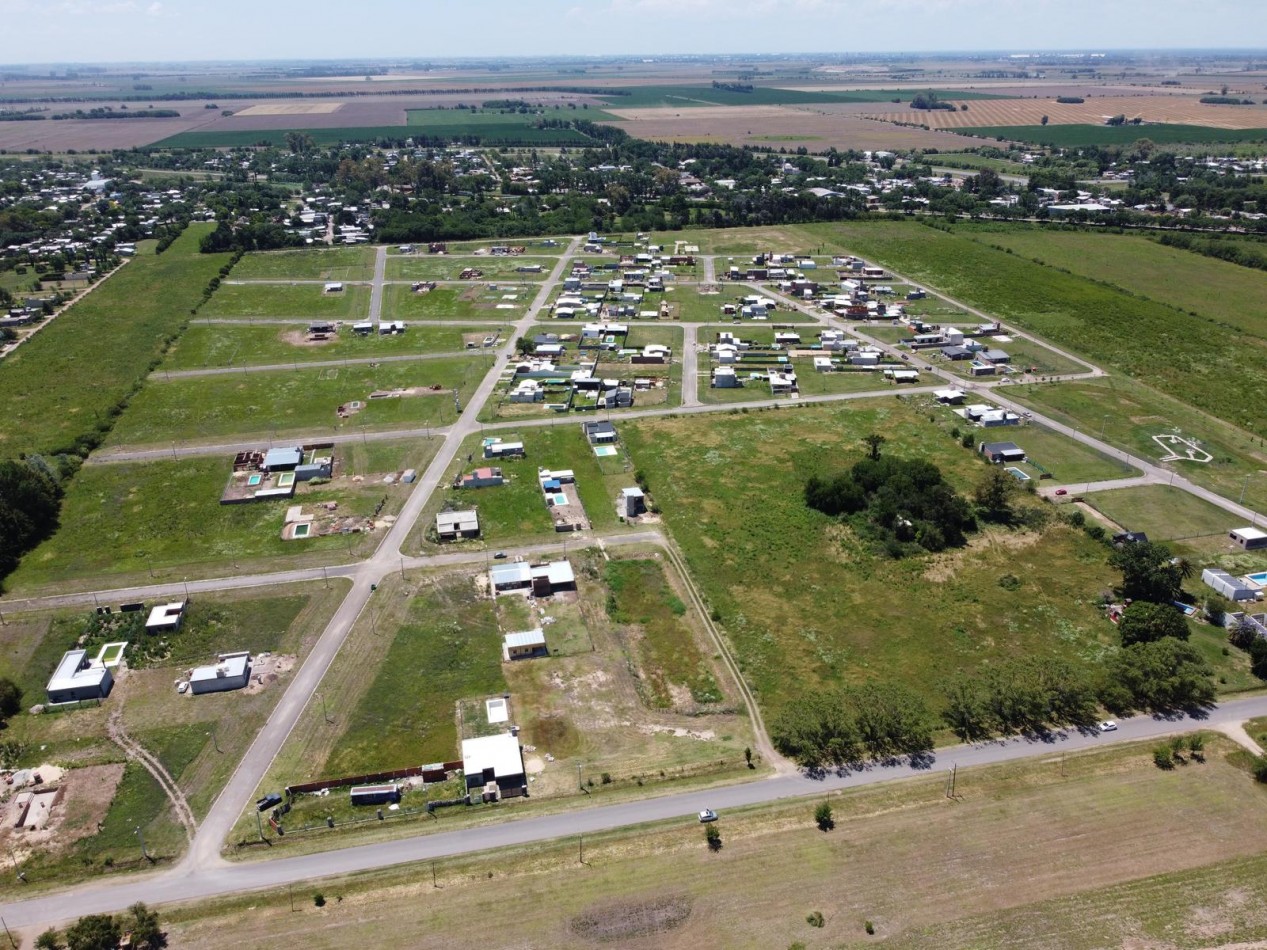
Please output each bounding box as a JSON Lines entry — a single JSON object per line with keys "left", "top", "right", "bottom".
{"left": 461, "top": 733, "right": 527, "bottom": 800}
{"left": 189, "top": 652, "right": 252, "bottom": 695}
{"left": 46, "top": 650, "right": 113, "bottom": 704}
{"left": 436, "top": 509, "right": 480, "bottom": 540}
{"left": 1203, "top": 568, "right": 1262, "bottom": 602}
{"left": 1230, "top": 527, "right": 1267, "bottom": 551}
{"left": 980, "top": 441, "right": 1026, "bottom": 464}
{"left": 460, "top": 467, "right": 504, "bottom": 489}
{"left": 621, "top": 486, "right": 646, "bottom": 518}
{"left": 503, "top": 629, "right": 547, "bottom": 661}
{"left": 145, "top": 601, "right": 186, "bottom": 633}
{"left": 583, "top": 421, "right": 618, "bottom": 445}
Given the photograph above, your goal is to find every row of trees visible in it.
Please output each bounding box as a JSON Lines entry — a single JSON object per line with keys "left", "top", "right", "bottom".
{"left": 772, "top": 681, "right": 934, "bottom": 768}
{"left": 0, "top": 457, "right": 64, "bottom": 585}
{"left": 36, "top": 903, "right": 163, "bottom": 950}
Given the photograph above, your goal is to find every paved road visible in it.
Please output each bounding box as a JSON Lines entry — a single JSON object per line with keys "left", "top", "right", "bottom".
{"left": 7, "top": 696, "right": 1267, "bottom": 931}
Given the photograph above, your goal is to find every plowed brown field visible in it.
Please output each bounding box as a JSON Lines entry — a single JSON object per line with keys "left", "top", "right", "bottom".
{"left": 867, "top": 94, "right": 1267, "bottom": 129}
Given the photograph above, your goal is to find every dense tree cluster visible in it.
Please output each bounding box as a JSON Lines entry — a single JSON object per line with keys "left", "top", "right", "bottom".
{"left": 0, "top": 457, "right": 63, "bottom": 586}
{"left": 941, "top": 658, "right": 1099, "bottom": 740}
{"left": 42, "top": 902, "right": 164, "bottom": 950}
{"left": 772, "top": 681, "right": 935, "bottom": 768}
{"left": 805, "top": 451, "right": 975, "bottom": 555}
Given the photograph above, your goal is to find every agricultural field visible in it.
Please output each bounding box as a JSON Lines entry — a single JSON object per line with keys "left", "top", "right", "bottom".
{"left": 201, "top": 283, "right": 371, "bottom": 320}
{"left": 6, "top": 440, "right": 438, "bottom": 593}
{"left": 0, "top": 583, "right": 344, "bottom": 895}
{"left": 920, "top": 151, "right": 1030, "bottom": 173}
{"left": 621, "top": 398, "right": 1245, "bottom": 718}
{"left": 597, "top": 85, "right": 1008, "bottom": 109}
{"left": 957, "top": 225, "right": 1267, "bottom": 338}
{"left": 964, "top": 124, "right": 1267, "bottom": 147}
{"left": 232, "top": 247, "right": 376, "bottom": 282}
{"left": 385, "top": 255, "right": 550, "bottom": 282}
{"left": 164, "top": 323, "right": 499, "bottom": 369}
{"left": 1005, "top": 376, "right": 1267, "bottom": 515}
{"left": 869, "top": 94, "right": 1267, "bottom": 130}
{"left": 171, "top": 742, "right": 1267, "bottom": 950}
{"left": 0, "top": 224, "right": 228, "bottom": 458}
{"left": 105, "top": 358, "right": 478, "bottom": 446}
{"left": 1082, "top": 485, "right": 1245, "bottom": 543}
{"left": 383, "top": 283, "right": 530, "bottom": 320}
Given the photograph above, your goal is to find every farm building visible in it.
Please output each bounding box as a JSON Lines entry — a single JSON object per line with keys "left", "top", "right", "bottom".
{"left": 460, "top": 467, "right": 504, "bottom": 489}
{"left": 461, "top": 733, "right": 527, "bottom": 801}
{"left": 350, "top": 784, "right": 401, "bottom": 806}
{"left": 189, "top": 652, "right": 252, "bottom": 695}
{"left": 436, "top": 510, "right": 480, "bottom": 541}
{"left": 46, "top": 650, "right": 113, "bottom": 704}
{"left": 145, "top": 601, "right": 186, "bottom": 633}
{"left": 1230, "top": 527, "right": 1267, "bottom": 551}
{"left": 1202, "top": 568, "right": 1261, "bottom": 603}
{"left": 621, "top": 486, "right": 646, "bottom": 518}
{"left": 980, "top": 442, "right": 1026, "bottom": 464}
{"left": 583, "top": 420, "right": 618, "bottom": 445}
{"left": 503, "top": 629, "right": 547, "bottom": 661}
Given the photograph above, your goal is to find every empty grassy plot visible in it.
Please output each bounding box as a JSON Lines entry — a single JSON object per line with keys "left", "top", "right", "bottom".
{"left": 962, "top": 225, "right": 1267, "bottom": 339}
{"left": 1005, "top": 376, "right": 1267, "bottom": 514}
{"left": 624, "top": 400, "right": 1121, "bottom": 716}
{"left": 435, "top": 237, "right": 572, "bottom": 256}
{"left": 385, "top": 255, "right": 550, "bottom": 282}
{"left": 201, "top": 283, "right": 371, "bottom": 320}
{"left": 232, "top": 246, "right": 376, "bottom": 282}
{"left": 383, "top": 283, "right": 529, "bottom": 321}
{"left": 165, "top": 323, "right": 498, "bottom": 369}
{"left": 0, "top": 224, "right": 228, "bottom": 458}
{"left": 165, "top": 743, "right": 1267, "bottom": 950}
{"left": 605, "top": 559, "right": 722, "bottom": 707}
{"left": 5, "top": 451, "right": 433, "bottom": 593}
{"left": 662, "top": 287, "right": 815, "bottom": 324}
{"left": 108, "top": 358, "right": 479, "bottom": 445}
{"left": 1001, "top": 423, "right": 1137, "bottom": 485}
{"left": 328, "top": 573, "right": 506, "bottom": 772}
{"left": 1084, "top": 485, "right": 1239, "bottom": 542}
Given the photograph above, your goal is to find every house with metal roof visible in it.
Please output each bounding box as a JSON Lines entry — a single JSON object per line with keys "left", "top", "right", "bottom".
{"left": 503, "top": 629, "right": 547, "bottom": 661}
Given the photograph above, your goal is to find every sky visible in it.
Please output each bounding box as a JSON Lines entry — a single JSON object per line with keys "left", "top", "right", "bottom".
{"left": 0, "top": 0, "right": 1264, "bottom": 65}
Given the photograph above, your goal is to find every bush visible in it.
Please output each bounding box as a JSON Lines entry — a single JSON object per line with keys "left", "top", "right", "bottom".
{"left": 865, "top": 920, "right": 876, "bottom": 935}
{"left": 807, "top": 911, "right": 825, "bottom": 928}
{"left": 704, "top": 823, "right": 722, "bottom": 850}
{"left": 314, "top": 893, "right": 326, "bottom": 907}
{"left": 1153, "top": 746, "right": 1175, "bottom": 769}
{"left": 814, "top": 801, "right": 834, "bottom": 831}
{"left": 1253, "top": 754, "right": 1267, "bottom": 784}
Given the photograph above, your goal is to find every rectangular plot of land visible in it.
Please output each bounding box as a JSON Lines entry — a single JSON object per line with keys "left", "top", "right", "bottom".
{"left": 235, "top": 103, "right": 345, "bottom": 116}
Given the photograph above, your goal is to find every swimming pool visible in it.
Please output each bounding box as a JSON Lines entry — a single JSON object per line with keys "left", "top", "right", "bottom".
{"left": 247, "top": 473, "right": 263, "bottom": 487}
{"left": 292, "top": 523, "right": 311, "bottom": 538}
{"left": 1248, "top": 571, "right": 1267, "bottom": 586}
{"left": 1005, "top": 467, "right": 1031, "bottom": 482}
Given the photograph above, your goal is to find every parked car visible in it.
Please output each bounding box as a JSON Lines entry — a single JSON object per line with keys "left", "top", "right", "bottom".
{"left": 1099, "top": 720, "right": 1118, "bottom": 733}
{"left": 1055, "top": 488, "right": 1068, "bottom": 496}
{"left": 176, "top": 681, "right": 189, "bottom": 694}
{"left": 256, "top": 793, "right": 284, "bottom": 812}
{"left": 493, "top": 551, "right": 508, "bottom": 559}
{"left": 698, "top": 809, "right": 718, "bottom": 823}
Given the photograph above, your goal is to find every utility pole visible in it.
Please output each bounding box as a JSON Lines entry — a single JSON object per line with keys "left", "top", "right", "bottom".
{"left": 432, "top": 862, "right": 438, "bottom": 888}
{"left": 135, "top": 825, "right": 151, "bottom": 861}
{"left": 1, "top": 915, "right": 15, "bottom": 950}
{"left": 255, "top": 808, "right": 266, "bottom": 842}
{"left": 322, "top": 565, "right": 330, "bottom": 589}
{"left": 207, "top": 728, "right": 222, "bottom": 754}
{"left": 579, "top": 834, "right": 584, "bottom": 865}
{"left": 317, "top": 692, "right": 332, "bottom": 724}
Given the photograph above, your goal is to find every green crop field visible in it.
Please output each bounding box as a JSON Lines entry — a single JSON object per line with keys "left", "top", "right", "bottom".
{"left": 201, "top": 282, "right": 371, "bottom": 319}
{"left": 6, "top": 449, "right": 434, "bottom": 592}
{"left": 107, "top": 358, "right": 479, "bottom": 446}
{"left": 921, "top": 151, "right": 1030, "bottom": 173}
{"left": 383, "top": 283, "right": 529, "bottom": 320}
{"left": 957, "top": 225, "right": 1267, "bottom": 338}
{"left": 0, "top": 224, "right": 228, "bottom": 458}
{"left": 1083, "top": 485, "right": 1241, "bottom": 542}
{"left": 165, "top": 323, "right": 499, "bottom": 369}
{"left": 232, "top": 246, "right": 376, "bottom": 282}
{"left": 325, "top": 573, "right": 506, "bottom": 771}
{"left": 597, "top": 85, "right": 1010, "bottom": 109}
{"left": 786, "top": 219, "right": 1267, "bottom": 435}
{"left": 963, "top": 124, "right": 1267, "bottom": 147}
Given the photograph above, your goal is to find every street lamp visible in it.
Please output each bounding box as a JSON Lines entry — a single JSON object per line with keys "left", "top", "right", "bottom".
{"left": 206, "top": 729, "right": 222, "bottom": 754}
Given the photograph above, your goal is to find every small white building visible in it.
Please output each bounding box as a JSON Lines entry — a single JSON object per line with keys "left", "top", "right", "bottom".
{"left": 189, "top": 652, "right": 251, "bottom": 695}
{"left": 813, "top": 356, "right": 833, "bottom": 373}
{"left": 323, "top": 282, "right": 344, "bottom": 293}
{"left": 621, "top": 486, "right": 646, "bottom": 518}
{"left": 46, "top": 650, "right": 113, "bottom": 704}
{"left": 145, "top": 601, "right": 186, "bottom": 633}
{"left": 712, "top": 365, "right": 740, "bottom": 388}
{"left": 503, "top": 629, "right": 547, "bottom": 661}
{"left": 436, "top": 509, "right": 480, "bottom": 540}
{"left": 462, "top": 733, "right": 527, "bottom": 800}
{"left": 1230, "top": 527, "right": 1267, "bottom": 551}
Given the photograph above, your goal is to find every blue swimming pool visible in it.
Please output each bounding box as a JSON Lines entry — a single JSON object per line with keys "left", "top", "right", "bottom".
{"left": 1248, "top": 571, "right": 1267, "bottom": 585}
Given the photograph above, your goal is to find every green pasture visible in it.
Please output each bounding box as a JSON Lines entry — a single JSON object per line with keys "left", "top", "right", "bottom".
{"left": 232, "top": 247, "right": 376, "bottom": 282}
{"left": 383, "top": 283, "right": 529, "bottom": 321}
{"left": 202, "top": 282, "right": 371, "bottom": 319}
{"left": 385, "top": 255, "right": 550, "bottom": 282}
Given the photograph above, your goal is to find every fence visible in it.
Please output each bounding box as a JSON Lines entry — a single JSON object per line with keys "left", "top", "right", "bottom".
{"left": 285, "top": 761, "right": 462, "bottom": 798}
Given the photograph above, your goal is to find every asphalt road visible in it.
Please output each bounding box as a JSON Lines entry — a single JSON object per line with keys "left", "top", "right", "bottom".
{"left": 6, "top": 696, "right": 1266, "bottom": 930}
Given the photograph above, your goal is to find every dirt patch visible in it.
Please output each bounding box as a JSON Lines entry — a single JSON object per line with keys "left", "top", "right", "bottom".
{"left": 280, "top": 329, "right": 336, "bottom": 348}
{"left": 245, "top": 653, "right": 296, "bottom": 694}
{"left": 0, "top": 762, "right": 124, "bottom": 864}
{"left": 570, "top": 893, "right": 693, "bottom": 942}
{"left": 923, "top": 529, "right": 1043, "bottom": 582}
{"left": 235, "top": 102, "right": 344, "bottom": 116}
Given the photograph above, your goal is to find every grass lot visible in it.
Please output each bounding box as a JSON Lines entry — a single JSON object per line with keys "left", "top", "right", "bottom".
{"left": 202, "top": 283, "right": 371, "bottom": 319}
{"left": 413, "top": 425, "right": 630, "bottom": 550}
{"left": 7, "top": 442, "right": 438, "bottom": 593}
{"left": 960, "top": 225, "right": 1267, "bottom": 339}
{"left": 963, "top": 123, "right": 1267, "bottom": 147}
{"left": 938, "top": 337, "right": 1089, "bottom": 377}
{"left": 1004, "top": 423, "right": 1138, "bottom": 484}
{"left": 385, "top": 255, "right": 550, "bottom": 282}
{"left": 623, "top": 399, "right": 1133, "bottom": 717}
{"left": 922, "top": 151, "right": 1030, "bottom": 173}
{"left": 165, "top": 323, "right": 499, "bottom": 369}
{"left": 783, "top": 219, "right": 1267, "bottom": 435}
{"left": 598, "top": 85, "right": 1009, "bottom": 109}
{"left": 0, "top": 224, "right": 228, "bottom": 457}
{"left": 605, "top": 559, "right": 722, "bottom": 707}
{"left": 167, "top": 742, "right": 1267, "bottom": 950}
{"left": 107, "top": 358, "right": 479, "bottom": 445}
{"left": 1005, "top": 375, "right": 1267, "bottom": 514}
{"left": 1084, "top": 485, "right": 1241, "bottom": 541}
{"left": 0, "top": 583, "right": 343, "bottom": 896}
{"left": 383, "top": 283, "right": 529, "bottom": 321}
{"left": 232, "top": 247, "right": 376, "bottom": 282}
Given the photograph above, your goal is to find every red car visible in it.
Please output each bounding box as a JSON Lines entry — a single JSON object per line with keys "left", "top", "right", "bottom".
{"left": 1055, "top": 489, "right": 1068, "bottom": 496}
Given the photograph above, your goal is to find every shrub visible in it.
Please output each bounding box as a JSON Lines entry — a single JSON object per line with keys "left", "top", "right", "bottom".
{"left": 814, "top": 801, "right": 834, "bottom": 831}
{"left": 601, "top": 772, "right": 612, "bottom": 785}
{"left": 866, "top": 920, "right": 876, "bottom": 935}
{"left": 1153, "top": 746, "right": 1175, "bottom": 769}
{"left": 704, "top": 823, "right": 722, "bottom": 850}
{"left": 807, "top": 911, "right": 825, "bottom": 928}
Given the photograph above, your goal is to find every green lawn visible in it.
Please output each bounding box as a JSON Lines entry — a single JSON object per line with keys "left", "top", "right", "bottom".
{"left": 7, "top": 445, "right": 437, "bottom": 593}
{"left": 325, "top": 573, "right": 507, "bottom": 771}
{"left": 232, "top": 247, "right": 376, "bottom": 282}
{"left": 385, "top": 256, "right": 550, "bottom": 282}
{"left": 202, "top": 283, "right": 371, "bottom": 319}
{"left": 108, "top": 358, "right": 480, "bottom": 445}
{"left": 1005, "top": 376, "right": 1267, "bottom": 514}
{"left": 1084, "top": 485, "right": 1239, "bottom": 541}
{"left": 623, "top": 399, "right": 1127, "bottom": 717}
{"left": 959, "top": 225, "right": 1267, "bottom": 339}
{"left": 383, "top": 283, "right": 528, "bottom": 321}
{"left": 0, "top": 224, "right": 228, "bottom": 458}
{"left": 1004, "top": 423, "right": 1138, "bottom": 484}
{"left": 165, "top": 323, "right": 499, "bottom": 369}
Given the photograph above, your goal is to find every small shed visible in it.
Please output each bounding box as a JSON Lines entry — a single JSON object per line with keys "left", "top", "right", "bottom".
{"left": 350, "top": 784, "right": 401, "bottom": 806}
{"left": 503, "top": 629, "right": 547, "bottom": 661}
{"left": 1230, "top": 527, "right": 1267, "bottom": 551}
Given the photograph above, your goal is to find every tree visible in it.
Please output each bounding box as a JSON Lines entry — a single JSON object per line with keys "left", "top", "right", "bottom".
{"left": 704, "top": 823, "right": 721, "bottom": 850}
{"left": 941, "top": 676, "right": 992, "bottom": 741}
{"left": 973, "top": 466, "right": 1016, "bottom": 523}
{"left": 863, "top": 433, "right": 886, "bottom": 461}
{"left": 1228, "top": 615, "right": 1260, "bottom": 650}
{"left": 126, "top": 903, "right": 165, "bottom": 950}
{"left": 1102, "top": 638, "right": 1216, "bottom": 712}
{"left": 0, "top": 677, "right": 20, "bottom": 724}
{"left": 814, "top": 801, "right": 834, "bottom": 831}
{"left": 1109, "top": 541, "right": 1183, "bottom": 603}
{"left": 1117, "top": 601, "right": 1190, "bottom": 646}
{"left": 64, "top": 914, "right": 121, "bottom": 950}
{"left": 35, "top": 931, "right": 62, "bottom": 950}
{"left": 0, "top": 458, "right": 63, "bottom": 583}
{"left": 1040, "top": 115, "right": 1049, "bottom": 126}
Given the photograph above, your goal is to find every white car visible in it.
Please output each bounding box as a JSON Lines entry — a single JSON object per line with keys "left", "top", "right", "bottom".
{"left": 698, "top": 809, "right": 718, "bottom": 823}
{"left": 1098, "top": 720, "right": 1118, "bottom": 733}
{"left": 176, "top": 681, "right": 189, "bottom": 694}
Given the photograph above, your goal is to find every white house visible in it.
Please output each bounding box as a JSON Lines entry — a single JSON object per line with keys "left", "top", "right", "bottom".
{"left": 712, "top": 365, "right": 740, "bottom": 388}
{"left": 190, "top": 652, "right": 252, "bottom": 695}
{"left": 503, "top": 629, "right": 547, "bottom": 661}
{"left": 1203, "top": 568, "right": 1261, "bottom": 602}
{"left": 436, "top": 509, "right": 480, "bottom": 540}
{"left": 145, "top": 601, "right": 186, "bottom": 633}
{"left": 46, "top": 650, "right": 113, "bottom": 704}
{"left": 461, "top": 733, "right": 527, "bottom": 800}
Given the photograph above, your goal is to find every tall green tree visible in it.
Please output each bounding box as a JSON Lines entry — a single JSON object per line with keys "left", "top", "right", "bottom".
{"left": 1118, "top": 601, "right": 1191, "bottom": 646}
{"left": 0, "top": 458, "right": 63, "bottom": 583}
{"left": 64, "top": 914, "right": 120, "bottom": 950}
{"left": 1109, "top": 540, "right": 1183, "bottom": 603}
